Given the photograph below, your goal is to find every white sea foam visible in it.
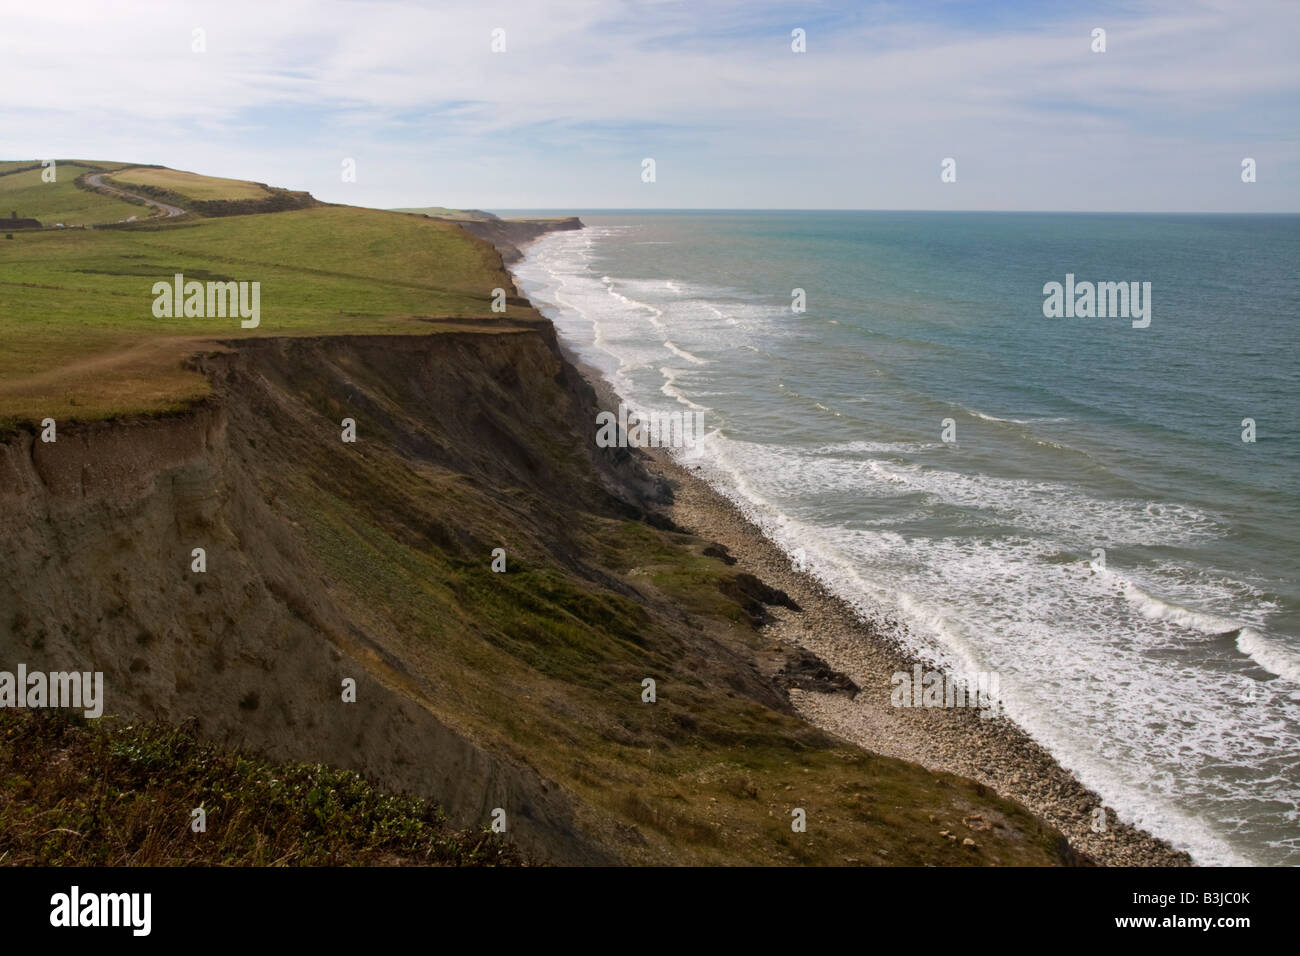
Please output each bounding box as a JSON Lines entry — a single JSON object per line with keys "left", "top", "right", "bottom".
{"left": 685, "top": 434, "right": 1296, "bottom": 865}
{"left": 1116, "top": 574, "right": 1247, "bottom": 635}
{"left": 602, "top": 276, "right": 665, "bottom": 329}
{"left": 863, "top": 460, "right": 1221, "bottom": 545}
{"left": 1237, "top": 628, "right": 1300, "bottom": 683}
{"left": 961, "top": 406, "right": 1071, "bottom": 425}
{"left": 813, "top": 439, "right": 943, "bottom": 454}
{"left": 663, "top": 340, "right": 707, "bottom": 365}
{"left": 659, "top": 367, "right": 710, "bottom": 412}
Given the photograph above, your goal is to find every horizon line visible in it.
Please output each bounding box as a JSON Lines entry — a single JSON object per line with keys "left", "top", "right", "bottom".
{"left": 457, "top": 207, "right": 1300, "bottom": 216}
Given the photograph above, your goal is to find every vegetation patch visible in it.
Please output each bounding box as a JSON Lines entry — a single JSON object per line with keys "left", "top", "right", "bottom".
{"left": 0, "top": 711, "right": 523, "bottom": 866}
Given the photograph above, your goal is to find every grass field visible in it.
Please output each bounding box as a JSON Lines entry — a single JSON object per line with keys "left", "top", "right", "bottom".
{"left": 0, "top": 164, "right": 142, "bottom": 226}
{"left": 107, "top": 166, "right": 272, "bottom": 202}
{"left": 0, "top": 202, "right": 535, "bottom": 425}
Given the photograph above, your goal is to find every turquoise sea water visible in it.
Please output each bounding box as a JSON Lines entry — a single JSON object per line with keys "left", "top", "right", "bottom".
{"left": 509, "top": 211, "right": 1300, "bottom": 866}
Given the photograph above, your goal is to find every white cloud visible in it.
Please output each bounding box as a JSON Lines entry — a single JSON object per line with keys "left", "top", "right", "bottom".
{"left": 1, "top": 0, "right": 1295, "bottom": 209}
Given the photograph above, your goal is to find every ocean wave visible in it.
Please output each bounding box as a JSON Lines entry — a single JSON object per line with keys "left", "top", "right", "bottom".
{"left": 1237, "top": 628, "right": 1300, "bottom": 683}
{"left": 1115, "top": 573, "right": 1247, "bottom": 635}
{"left": 774, "top": 383, "right": 850, "bottom": 418}
{"left": 707, "top": 303, "right": 739, "bottom": 326}
{"left": 601, "top": 276, "right": 665, "bottom": 330}
{"left": 960, "top": 406, "right": 1071, "bottom": 425}
{"left": 862, "top": 460, "right": 1220, "bottom": 545}
{"left": 663, "top": 340, "right": 707, "bottom": 365}
{"left": 813, "top": 439, "right": 943, "bottom": 454}
{"left": 659, "top": 367, "right": 710, "bottom": 412}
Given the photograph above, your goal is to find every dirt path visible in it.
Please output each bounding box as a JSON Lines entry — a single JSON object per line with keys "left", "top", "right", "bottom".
{"left": 0, "top": 336, "right": 224, "bottom": 399}
{"left": 86, "top": 172, "right": 187, "bottom": 219}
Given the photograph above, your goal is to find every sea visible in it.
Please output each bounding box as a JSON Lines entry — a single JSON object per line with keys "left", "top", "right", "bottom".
{"left": 506, "top": 210, "right": 1300, "bottom": 866}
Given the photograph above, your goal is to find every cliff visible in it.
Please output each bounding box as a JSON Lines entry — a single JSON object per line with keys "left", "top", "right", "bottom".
{"left": 0, "top": 327, "right": 649, "bottom": 864}
{"left": 450, "top": 216, "right": 584, "bottom": 264}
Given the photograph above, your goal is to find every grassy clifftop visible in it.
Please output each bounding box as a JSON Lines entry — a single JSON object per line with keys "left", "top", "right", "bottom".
{"left": 0, "top": 180, "right": 536, "bottom": 425}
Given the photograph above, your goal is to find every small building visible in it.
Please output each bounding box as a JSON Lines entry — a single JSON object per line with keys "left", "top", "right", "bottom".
{"left": 0, "top": 210, "right": 41, "bottom": 229}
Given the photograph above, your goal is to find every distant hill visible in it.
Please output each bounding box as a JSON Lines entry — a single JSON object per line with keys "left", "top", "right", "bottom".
{"left": 392, "top": 206, "right": 500, "bottom": 221}
{"left": 392, "top": 206, "right": 584, "bottom": 262}
{"left": 110, "top": 166, "right": 274, "bottom": 202}
{"left": 0, "top": 160, "right": 320, "bottom": 226}
{"left": 0, "top": 161, "right": 141, "bottom": 227}
{"left": 92, "top": 164, "right": 319, "bottom": 218}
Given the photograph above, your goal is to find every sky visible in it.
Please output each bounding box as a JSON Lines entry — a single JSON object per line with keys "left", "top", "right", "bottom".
{"left": 1, "top": 0, "right": 1296, "bottom": 211}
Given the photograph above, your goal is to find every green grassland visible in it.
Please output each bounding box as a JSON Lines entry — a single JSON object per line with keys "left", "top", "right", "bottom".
{"left": 0, "top": 203, "right": 535, "bottom": 425}
{"left": 0, "top": 163, "right": 142, "bottom": 226}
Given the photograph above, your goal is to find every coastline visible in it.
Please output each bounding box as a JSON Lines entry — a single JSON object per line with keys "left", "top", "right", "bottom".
{"left": 508, "top": 228, "right": 1192, "bottom": 867}
{"left": 645, "top": 447, "right": 1190, "bottom": 866}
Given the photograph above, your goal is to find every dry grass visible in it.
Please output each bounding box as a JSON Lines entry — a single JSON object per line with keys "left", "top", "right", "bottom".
{"left": 108, "top": 167, "right": 272, "bottom": 202}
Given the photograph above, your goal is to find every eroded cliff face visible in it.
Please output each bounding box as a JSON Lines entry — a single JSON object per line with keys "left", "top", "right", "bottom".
{"left": 0, "top": 320, "right": 1082, "bottom": 866}
{"left": 0, "top": 325, "right": 661, "bottom": 864}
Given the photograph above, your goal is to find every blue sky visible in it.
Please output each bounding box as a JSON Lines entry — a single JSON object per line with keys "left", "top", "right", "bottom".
{"left": 1, "top": 0, "right": 1296, "bottom": 210}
